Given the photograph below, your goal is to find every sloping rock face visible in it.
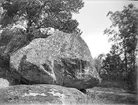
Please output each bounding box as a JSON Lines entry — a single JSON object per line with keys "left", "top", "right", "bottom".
{"left": 0, "top": 28, "right": 27, "bottom": 69}
{"left": 0, "top": 84, "right": 88, "bottom": 104}
{"left": 10, "top": 31, "right": 101, "bottom": 89}
{"left": 0, "top": 27, "right": 49, "bottom": 70}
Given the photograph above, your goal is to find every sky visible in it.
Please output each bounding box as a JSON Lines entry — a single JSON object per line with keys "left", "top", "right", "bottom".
{"left": 73, "top": 0, "right": 138, "bottom": 58}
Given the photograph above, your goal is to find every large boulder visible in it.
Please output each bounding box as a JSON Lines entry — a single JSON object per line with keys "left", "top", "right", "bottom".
{"left": 10, "top": 31, "right": 101, "bottom": 89}
{"left": 0, "top": 84, "right": 88, "bottom": 104}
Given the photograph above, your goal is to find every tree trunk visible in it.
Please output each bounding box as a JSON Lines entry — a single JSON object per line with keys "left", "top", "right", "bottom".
{"left": 124, "top": 49, "right": 128, "bottom": 73}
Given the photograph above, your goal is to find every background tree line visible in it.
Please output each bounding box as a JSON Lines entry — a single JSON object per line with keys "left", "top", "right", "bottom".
{"left": 94, "top": 4, "right": 138, "bottom": 92}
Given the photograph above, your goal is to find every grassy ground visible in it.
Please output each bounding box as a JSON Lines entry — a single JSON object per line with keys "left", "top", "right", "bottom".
{"left": 98, "top": 80, "right": 127, "bottom": 88}
{"left": 86, "top": 80, "right": 137, "bottom": 104}
{"left": 87, "top": 87, "right": 137, "bottom": 104}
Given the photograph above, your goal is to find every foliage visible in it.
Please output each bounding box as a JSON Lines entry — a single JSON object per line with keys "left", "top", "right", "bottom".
{"left": 104, "top": 4, "right": 138, "bottom": 71}
{"left": 104, "top": 4, "right": 138, "bottom": 91}
{"left": 102, "top": 53, "right": 124, "bottom": 80}
{"left": 0, "top": 0, "right": 84, "bottom": 41}
{"left": 94, "top": 53, "right": 123, "bottom": 80}
{"left": 94, "top": 54, "right": 105, "bottom": 74}
{"left": 93, "top": 54, "right": 108, "bottom": 81}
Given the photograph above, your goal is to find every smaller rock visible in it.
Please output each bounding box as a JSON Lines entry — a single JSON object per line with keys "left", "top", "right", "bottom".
{"left": 0, "top": 78, "right": 9, "bottom": 88}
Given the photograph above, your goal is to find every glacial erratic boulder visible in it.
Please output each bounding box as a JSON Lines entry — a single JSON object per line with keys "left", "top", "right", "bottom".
{"left": 10, "top": 31, "right": 101, "bottom": 89}
{"left": 0, "top": 84, "right": 88, "bottom": 104}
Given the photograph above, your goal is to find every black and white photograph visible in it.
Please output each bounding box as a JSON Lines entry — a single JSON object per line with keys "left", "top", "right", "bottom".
{"left": 0, "top": 0, "right": 137, "bottom": 105}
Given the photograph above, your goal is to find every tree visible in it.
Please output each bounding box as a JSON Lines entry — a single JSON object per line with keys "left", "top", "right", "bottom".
{"left": 0, "top": 0, "right": 84, "bottom": 41}
{"left": 93, "top": 54, "right": 108, "bottom": 80}
{"left": 104, "top": 4, "right": 138, "bottom": 71}
{"left": 102, "top": 52, "right": 124, "bottom": 80}
{"left": 104, "top": 4, "right": 138, "bottom": 91}
{"left": 94, "top": 54, "right": 104, "bottom": 74}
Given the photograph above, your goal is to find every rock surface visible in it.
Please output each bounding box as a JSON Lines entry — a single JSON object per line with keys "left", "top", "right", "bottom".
{"left": 0, "top": 84, "right": 88, "bottom": 105}
{"left": 10, "top": 31, "right": 101, "bottom": 89}
{"left": 0, "top": 78, "right": 9, "bottom": 88}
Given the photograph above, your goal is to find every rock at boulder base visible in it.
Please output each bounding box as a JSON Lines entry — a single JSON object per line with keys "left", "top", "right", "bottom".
{"left": 0, "top": 78, "right": 9, "bottom": 88}
{"left": 0, "top": 67, "right": 19, "bottom": 85}
{"left": 0, "top": 84, "right": 88, "bottom": 104}
{"left": 10, "top": 31, "right": 101, "bottom": 89}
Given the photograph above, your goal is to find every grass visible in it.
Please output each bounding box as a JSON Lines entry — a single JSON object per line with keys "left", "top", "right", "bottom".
{"left": 86, "top": 79, "right": 137, "bottom": 104}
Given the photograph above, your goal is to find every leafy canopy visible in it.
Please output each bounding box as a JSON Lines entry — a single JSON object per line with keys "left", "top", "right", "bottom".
{"left": 104, "top": 4, "right": 138, "bottom": 56}
{"left": 0, "top": 0, "right": 84, "bottom": 34}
